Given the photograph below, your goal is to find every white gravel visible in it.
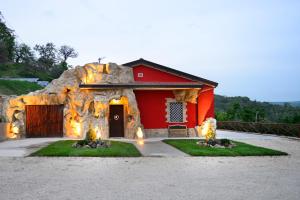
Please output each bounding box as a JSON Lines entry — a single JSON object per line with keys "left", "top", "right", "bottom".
{"left": 0, "top": 131, "right": 299, "bottom": 200}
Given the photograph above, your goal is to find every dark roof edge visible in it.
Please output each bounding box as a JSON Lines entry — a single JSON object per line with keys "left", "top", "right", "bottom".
{"left": 122, "top": 58, "right": 218, "bottom": 87}
{"left": 79, "top": 83, "right": 203, "bottom": 89}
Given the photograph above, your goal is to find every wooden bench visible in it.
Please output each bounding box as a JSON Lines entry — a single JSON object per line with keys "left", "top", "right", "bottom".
{"left": 168, "top": 125, "right": 188, "bottom": 137}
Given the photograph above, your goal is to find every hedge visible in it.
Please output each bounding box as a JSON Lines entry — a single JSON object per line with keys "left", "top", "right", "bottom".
{"left": 217, "top": 121, "right": 300, "bottom": 138}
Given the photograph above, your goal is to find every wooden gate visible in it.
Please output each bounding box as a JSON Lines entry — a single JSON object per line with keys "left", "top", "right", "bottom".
{"left": 109, "top": 105, "right": 124, "bottom": 137}
{"left": 26, "top": 105, "right": 64, "bottom": 138}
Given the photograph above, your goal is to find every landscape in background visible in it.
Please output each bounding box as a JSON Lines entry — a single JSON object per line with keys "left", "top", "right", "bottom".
{"left": 215, "top": 95, "right": 300, "bottom": 124}
{"left": 270, "top": 101, "right": 300, "bottom": 107}
{"left": 0, "top": 11, "right": 299, "bottom": 125}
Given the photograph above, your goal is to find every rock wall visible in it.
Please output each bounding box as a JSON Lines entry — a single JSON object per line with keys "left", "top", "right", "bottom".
{"left": 173, "top": 89, "right": 200, "bottom": 104}
{"left": 1, "top": 63, "right": 141, "bottom": 139}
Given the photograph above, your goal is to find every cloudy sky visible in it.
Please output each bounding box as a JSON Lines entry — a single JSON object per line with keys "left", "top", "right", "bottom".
{"left": 1, "top": 0, "right": 299, "bottom": 102}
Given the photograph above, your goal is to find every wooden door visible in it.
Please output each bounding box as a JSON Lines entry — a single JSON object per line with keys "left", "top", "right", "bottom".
{"left": 26, "top": 105, "right": 64, "bottom": 137}
{"left": 109, "top": 105, "right": 124, "bottom": 137}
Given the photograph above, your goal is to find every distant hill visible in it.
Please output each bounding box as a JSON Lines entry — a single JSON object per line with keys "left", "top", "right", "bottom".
{"left": 0, "top": 79, "right": 43, "bottom": 96}
{"left": 215, "top": 95, "right": 300, "bottom": 124}
{"left": 269, "top": 101, "right": 300, "bottom": 107}
{"left": 0, "top": 63, "right": 55, "bottom": 81}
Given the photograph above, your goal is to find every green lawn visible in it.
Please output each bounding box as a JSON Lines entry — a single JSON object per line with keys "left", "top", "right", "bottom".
{"left": 0, "top": 63, "right": 54, "bottom": 81}
{"left": 31, "top": 140, "right": 141, "bottom": 157}
{"left": 163, "top": 139, "right": 288, "bottom": 156}
{"left": 0, "top": 79, "right": 43, "bottom": 95}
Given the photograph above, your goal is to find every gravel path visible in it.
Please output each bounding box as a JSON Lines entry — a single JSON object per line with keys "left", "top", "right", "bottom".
{"left": 0, "top": 131, "right": 299, "bottom": 200}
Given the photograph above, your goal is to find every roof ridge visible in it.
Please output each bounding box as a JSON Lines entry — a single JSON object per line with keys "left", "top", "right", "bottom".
{"left": 122, "top": 58, "right": 218, "bottom": 87}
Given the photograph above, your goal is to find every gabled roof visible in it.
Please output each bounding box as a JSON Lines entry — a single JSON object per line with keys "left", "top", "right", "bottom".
{"left": 123, "top": 58, "right": 218, "bottom": 87}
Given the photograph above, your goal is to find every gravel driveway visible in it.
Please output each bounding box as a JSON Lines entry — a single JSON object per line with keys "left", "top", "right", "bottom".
{"left": 0, "top": 131, "right": 299, "bottom": 200}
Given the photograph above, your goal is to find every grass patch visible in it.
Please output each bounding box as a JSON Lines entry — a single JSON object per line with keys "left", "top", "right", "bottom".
{"left": 0, "top": 79, "right": 43, "bottom": 95}
{"left": 163, "top": 139, "right": 288, "bottom": 156}
{"left": 31, "top": 140, "right": 141, "bottom": 157}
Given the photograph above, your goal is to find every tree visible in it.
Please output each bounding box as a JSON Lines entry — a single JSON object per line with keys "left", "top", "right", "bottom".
{"left": 227, "top": 102, "right": 241, "bottom": 120}
{"left": 0, "top": 12, "right": 15, "bottom": 63}
{"left": 240, "top": 106, "right": 256, "bottom": 122}
{"left": 14, "top": 43, "right": 35, "bottom": 63}
{"left": 58, "top": 45, "right": 78, "bottom": 63}
{"left": 215, "top": 111, "right": 230, "bottom": 121}
{"left": 34, "top": 42, "right": 57, "bottom": 68}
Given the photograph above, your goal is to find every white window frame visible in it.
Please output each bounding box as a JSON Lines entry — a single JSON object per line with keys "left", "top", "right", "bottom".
{"left": 137, "top": 72, "right": 144, "bottom": 77}
{"left": 165, "top": 98, "right": 187, "bottom": 123}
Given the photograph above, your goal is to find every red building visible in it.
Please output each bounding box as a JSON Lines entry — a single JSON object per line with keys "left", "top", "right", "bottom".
{"left": 3, "top": 58, "right": 218, "bottom": 139}
{"left": 123, "top": 58, "right": 218, "bottom": 137}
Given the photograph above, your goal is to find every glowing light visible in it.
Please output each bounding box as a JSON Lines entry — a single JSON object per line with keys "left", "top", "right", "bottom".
{"left": 136, "top": 127, "right": 143, "bottom": 139}
{"left": 8, "top": 134, "right": 17, "bottom": 139}
{"left": 11, "top": 126, "right": 19, "bottom": 134}
{"left": 94, "top": 126, "right": 102, "bottom": 139}
{"left": 84, "top": 73, "right": 93, "bottom": 84}
{"left": 109, "top": 96, "right": 129, "bottom": 106}
{"left": 201, "top": 123, "right": 209, "bottom": 136}
{"left": 110, "top": 99, "right": 122, "bottom": 105}
{"left": 137, "top": 140, "right": 144, "bottom": 145}
{"left": 200, "top": 118, "right": 217, "bottom": 141}
{"left": 136, "top": 127, "right": 144, "bottom": 146}
{"left": 71, "top": 120, "right": 81, "bottom": 137}
{"left": 8, "top": 124, "right": 18, "bottom": 139}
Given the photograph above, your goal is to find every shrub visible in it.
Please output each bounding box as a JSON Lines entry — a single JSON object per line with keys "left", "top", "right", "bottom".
{"left": 220, "top": 139, "right": 231, "bottom": 147}
{"left": 207, "top": 139, "right": 217, "bottom": 146}
{"left": 85, "top": 127, "right": 97, "bottom": 142}
{"left": 77, "top": 139, "right": 88, "bottom": 146}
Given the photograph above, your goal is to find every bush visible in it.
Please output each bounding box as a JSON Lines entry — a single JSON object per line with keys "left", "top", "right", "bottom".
{"left": 220, "top": 139, "right": 231, "bottom": 147}
{"left": 217, "top": 121, "right": 300, "bottom": 138}
{"left": 207, "top": 139, "right": 217, "bottom": 146}
{"left": 85, "top": 127, "right": 97, "bottom": 142}
{"left": 77, "top": 139, "right": 88, "bottom": 146}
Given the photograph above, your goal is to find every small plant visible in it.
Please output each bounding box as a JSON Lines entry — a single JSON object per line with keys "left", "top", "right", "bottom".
{"left": 220, "top": 139, "right": 231, "bottom": 147}
{"left": 72, "top": 139, "right": 112, "bottom": 149}
{"left": 85, "top": 127, "right": 97, "bottom": 142}
{"left": 77, "top": 139, "right": 88, "bottom": 146}
{"left": 207, "top": 139, "right": 217, "bottom": 146}
{"left": 197, "top": 138, "right": 236, "bottom": 148}
{"left": 205, "top": 126, "right": 216, "bottom": 141}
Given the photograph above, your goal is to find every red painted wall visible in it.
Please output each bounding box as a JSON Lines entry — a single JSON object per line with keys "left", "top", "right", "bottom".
{"left": 131, "top": 64, "right": 215, "bottom": 128}
{"left": 132, "top": 64, "right": 193, "bottom": 82}
{"left": 134, "top": 90, "right": 197, "bottom": 128}
{"left": 197, "top": 86, "right": 215, "bottom": 125}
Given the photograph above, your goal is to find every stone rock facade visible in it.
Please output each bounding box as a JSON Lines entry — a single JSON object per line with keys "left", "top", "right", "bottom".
{"left": 1, "top": 63, "right": 141, "bottom": 139}
{"left": 173, "top": 89, "right": 199, "bottom": 103}
{"left": 144, "top": 128, "right": 197, "bottom": 138}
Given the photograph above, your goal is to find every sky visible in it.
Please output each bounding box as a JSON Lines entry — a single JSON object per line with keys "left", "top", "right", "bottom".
{"left": 1, "top": 0, "right": 300, "bottom": 102}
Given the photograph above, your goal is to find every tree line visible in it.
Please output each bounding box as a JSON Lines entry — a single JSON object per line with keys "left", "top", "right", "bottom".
{"left": 0, "top": 12, "right": 78, "bottom": 79}
{"left": 215, "top": 95, "right": 300, "bottom": 124}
